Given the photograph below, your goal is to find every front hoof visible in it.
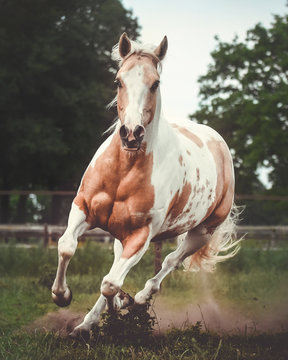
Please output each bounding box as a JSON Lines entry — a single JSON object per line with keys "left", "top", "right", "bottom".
{"left": 69, "top": 327, "right": 90, "bottom": 342}
{"left": 119, "top": 289, "right": 134, "bottom": 308}
{"left": 52, "top": 287, "right": 72, "bottom": 307}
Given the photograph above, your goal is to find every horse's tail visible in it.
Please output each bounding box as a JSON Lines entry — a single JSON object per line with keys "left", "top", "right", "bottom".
{"left": 181, "top": 204, "right": 243, "bottom": 273}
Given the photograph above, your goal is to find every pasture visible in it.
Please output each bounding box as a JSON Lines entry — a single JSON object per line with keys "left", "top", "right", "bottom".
{"left": 0, "top": 239, "right": 288, "bottom": 359}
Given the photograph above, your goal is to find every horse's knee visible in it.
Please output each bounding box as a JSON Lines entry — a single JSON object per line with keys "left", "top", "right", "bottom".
{"left": 58, "top": 232, "right": 77, "bottom": 258}
{"left": 101, "top": 279, "right": 120, "bottom": 298}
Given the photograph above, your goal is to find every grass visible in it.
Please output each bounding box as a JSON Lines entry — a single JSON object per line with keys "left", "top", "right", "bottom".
{"left": 0, "top": 240, "right": 288, "bottom": 359}
{"left": 1, "top": 322, "right": 287, "bottom": 359}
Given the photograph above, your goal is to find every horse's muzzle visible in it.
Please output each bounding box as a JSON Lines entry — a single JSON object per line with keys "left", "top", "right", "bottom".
{"left": 119, "top": 124, "right": 145, "bottom": 151}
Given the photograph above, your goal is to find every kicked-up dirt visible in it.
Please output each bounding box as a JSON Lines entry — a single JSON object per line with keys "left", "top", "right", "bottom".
{"left": 27, "top": 296, "right": 288, "bottom": 336}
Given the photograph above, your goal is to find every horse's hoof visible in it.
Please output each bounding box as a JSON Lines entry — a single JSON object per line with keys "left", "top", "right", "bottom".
{"left": 69, "top": 327, "right": 90, "bottom": 341}
{"left": 119, "top": 289, "right": 134, "bottom": 308}
{"left": 133, "top": 301, "right": 148, "bottom": 308}
{"left": 52, "top": 287, "right": 72, "bottom": 307}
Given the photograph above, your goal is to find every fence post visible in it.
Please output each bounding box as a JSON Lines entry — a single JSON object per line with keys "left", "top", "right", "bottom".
{"left": 154, "top": 241, "right": 162, "bottom": 275}
{"left": 43, "top": 223, "right": 49, "bottom": 248}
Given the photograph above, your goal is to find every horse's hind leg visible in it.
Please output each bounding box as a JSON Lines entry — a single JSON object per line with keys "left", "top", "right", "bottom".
{"left": 52, "top": 202, "right": 88, "bottom": 307}
{"left": 135, "top": 226, "right": 211, "bottom": 304}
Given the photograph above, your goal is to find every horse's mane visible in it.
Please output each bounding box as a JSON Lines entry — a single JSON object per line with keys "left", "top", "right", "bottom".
{"left": 111, "top": 39, "right": 163, "bottom": 71}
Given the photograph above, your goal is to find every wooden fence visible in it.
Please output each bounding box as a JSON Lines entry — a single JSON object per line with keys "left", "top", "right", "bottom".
{"left": 1, "top": 189, "right": 288, "bottom": 200}
{"left": 1, "top": 224, "right": 287, "bottom": 245}
{"left": 1, "top": 224, "right": 287, "bottom": 275}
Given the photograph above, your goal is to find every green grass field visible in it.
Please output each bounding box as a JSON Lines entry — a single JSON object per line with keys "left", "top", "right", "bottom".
{"left": 0, "top": 239, "right": 287, "bottom": 359}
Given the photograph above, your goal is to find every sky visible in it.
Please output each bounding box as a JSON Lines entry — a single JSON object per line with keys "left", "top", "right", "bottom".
{"left": 122, "top": 0, "right": 287, "bottom": 123}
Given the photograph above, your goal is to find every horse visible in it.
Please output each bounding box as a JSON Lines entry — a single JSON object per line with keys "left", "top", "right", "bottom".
{"left": 51, "top": 33, "right": 240, "bottom": 338}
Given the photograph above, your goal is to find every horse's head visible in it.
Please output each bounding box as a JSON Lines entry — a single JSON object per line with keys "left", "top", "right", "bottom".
{"left": 114, "top": 33, "right": 168, "bottom": 152}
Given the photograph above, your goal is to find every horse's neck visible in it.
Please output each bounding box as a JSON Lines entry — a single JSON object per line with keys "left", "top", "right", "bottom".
{"left": 144, "top": 95, "right": 174, "bottom": 154}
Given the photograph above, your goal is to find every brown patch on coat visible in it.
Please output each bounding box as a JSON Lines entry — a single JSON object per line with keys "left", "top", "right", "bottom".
{"left": 121, "top": 52, "right": 160, "bottom": 70}
{"left": 179, "top": 155, "right": 183, "bottom": 166}
{"left": 74, "top": 134, "right": 154, "bottom": 258}
{"left": 200, "top": 140, "right": 234, "bottom": 230}
{"left": 152, "top": 181, "right": 193, "bottom": 242}
{"left": 172, "top": 123, "right": 204, "bottom": 148}
{"left": 121, "top": 226, "right": 150, "bottom": 258}
{"left": 152, "top": 224, "right": 189, "bottom": 242}
{"left": 116, "top": 82, "right": 129, "bottom": 123}
{"left": 196, "top": 168, "right": 200, "bottom": 181}
{"left": 166, "top": 182, "right": 192, "bottom": 223}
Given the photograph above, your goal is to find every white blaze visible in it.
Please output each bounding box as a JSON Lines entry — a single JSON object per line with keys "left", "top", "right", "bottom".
{"left": 121, "top": 65, "right": 149, "bottom": 129}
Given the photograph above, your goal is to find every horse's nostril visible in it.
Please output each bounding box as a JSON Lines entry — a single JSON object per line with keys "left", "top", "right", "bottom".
{"left": 133, "top": 125, "right": 145, "bottom": 141}
{"left": 119, "top": 124, "right": 129, "bottom": 140}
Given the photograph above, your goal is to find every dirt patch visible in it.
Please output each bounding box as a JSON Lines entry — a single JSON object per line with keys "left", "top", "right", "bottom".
{"left": 26, "top": 309, "right": 84, "bottom": 336}
{"left": 152, "top": 297, "right": 288, "bottom": 334}
{"left": 28, "top": 298, "right": 288, "bottom": 336}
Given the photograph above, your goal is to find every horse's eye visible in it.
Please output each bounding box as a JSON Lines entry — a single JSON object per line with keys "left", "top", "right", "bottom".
{"left": 150, "top": 80, "right": 160, "bottom": 93}
{"left": 114, "top": 79, "right": 122, "bottom": 88}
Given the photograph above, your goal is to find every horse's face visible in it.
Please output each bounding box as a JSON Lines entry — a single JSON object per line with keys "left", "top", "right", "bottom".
{"left": 116, "top": 56, "right": 160, "bottom": 151}
{"left": 115, "top": 33, "right": 168, "bottom": 152}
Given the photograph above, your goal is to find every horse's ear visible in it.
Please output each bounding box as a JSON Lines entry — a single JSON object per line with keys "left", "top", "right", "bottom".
{"left": 154, "top": 36, "right": 168, "bottom": 61}
{"left": 119, "top": 32, "right": 131, "bottom": 58}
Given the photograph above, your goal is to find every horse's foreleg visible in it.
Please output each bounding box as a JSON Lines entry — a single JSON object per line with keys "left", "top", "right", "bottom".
{"left": 69, "top": 294, "right": 107, "bottom": 339}
{"left": 69, "top": 238, "right": 134, "bottom": 338}
{"left": 52, "top": 202, "right": 88, "bottom": 307}
{"left": 101, "top": 228, "right": 151, "bottom": 299}
{"left": 135, "top": 226, "right": 210, "bottom": 304}
{"left": 105, "top": 239, "right": 134, "bottom": 310}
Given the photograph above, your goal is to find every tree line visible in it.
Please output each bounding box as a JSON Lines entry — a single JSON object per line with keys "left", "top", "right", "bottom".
{"left": 0, "top": 0, "right": 139, "bottom": 223}
{"left": 190, "top": 9, "right": 288, "bottom": 224}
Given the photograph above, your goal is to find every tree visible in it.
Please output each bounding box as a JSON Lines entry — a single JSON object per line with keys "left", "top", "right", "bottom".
{"left": 190, "top": 12, "right": 288, "bottom": 197}
{"left": 0, "top": 0, "right": 140, "bottom": 222}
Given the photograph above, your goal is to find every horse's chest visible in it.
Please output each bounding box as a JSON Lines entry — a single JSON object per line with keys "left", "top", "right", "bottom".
{"left": 88, "top": 165, "right": 153, "bottom": 239}
{"left": 107, "top": 182, "right": 154, "bottom": 239}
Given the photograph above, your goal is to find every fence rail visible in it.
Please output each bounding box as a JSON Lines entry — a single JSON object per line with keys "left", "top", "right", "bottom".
{"left": 1, "top": 190, "right": 288, "bottom": 201}
{"left": 0, "top": 224, "right": 112, "bottom": 247}
{"left": 0, "top": 224, "right": 287, "bottom": 246}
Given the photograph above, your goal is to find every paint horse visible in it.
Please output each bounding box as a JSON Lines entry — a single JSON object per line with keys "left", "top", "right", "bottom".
{"left": 52, "top": 33, "right": 240, "bottom": 338}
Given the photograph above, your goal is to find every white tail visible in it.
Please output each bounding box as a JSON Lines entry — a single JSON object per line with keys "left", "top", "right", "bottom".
{"left": 182, "top": 204, "right": 243, "bottom": 272}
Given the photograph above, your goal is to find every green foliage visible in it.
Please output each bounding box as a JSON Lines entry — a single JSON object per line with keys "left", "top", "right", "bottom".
{"left": 0, "top": 0, "right": 140, "bottom": 192}
{"left": 0, "top": 245, "right": 57, "bottom": 277}
{"left": 190, "top": 12, "right": 288, "bottom": 200}
{"left": 0, "top": 242, "right": 112, "bottom": 277}
{"left": 220, "top": 244, "right": 288, "bottom": 273}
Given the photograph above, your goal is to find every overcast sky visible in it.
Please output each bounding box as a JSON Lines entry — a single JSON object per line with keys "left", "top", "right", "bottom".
{"left": 122, "top": 0, "right": 287, "bottom": 123}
